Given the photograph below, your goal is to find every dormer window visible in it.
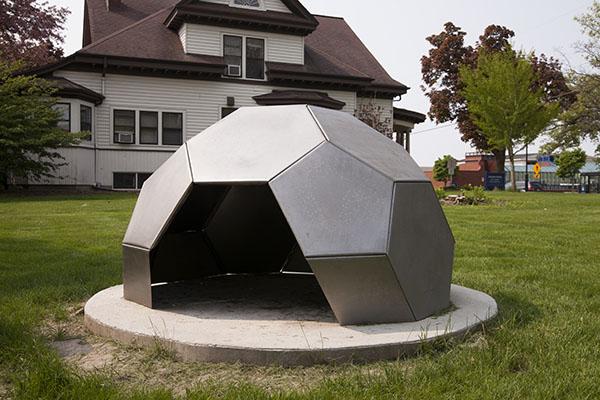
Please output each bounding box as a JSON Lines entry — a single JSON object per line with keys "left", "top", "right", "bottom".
{"left": 223, "top": 34, "right": 265, "bottom": 80}
{"left": 231, "top": 0, "right": 262, "bottom": 9}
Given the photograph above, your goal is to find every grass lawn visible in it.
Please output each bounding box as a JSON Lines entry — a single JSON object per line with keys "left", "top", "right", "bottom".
{"left": 0, "top": 191, "right": 599, "bottom": 399}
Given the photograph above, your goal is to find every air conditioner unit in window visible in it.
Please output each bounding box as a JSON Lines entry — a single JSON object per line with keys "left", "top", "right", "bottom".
{"left": 227, "top": 64, "right": 242, "bottom": 77}
{"left": 116, "top": 132, "right": 134, "bottom": 144}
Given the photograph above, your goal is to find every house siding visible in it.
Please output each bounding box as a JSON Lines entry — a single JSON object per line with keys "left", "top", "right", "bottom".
{"left": 183, "top": 23, "right": 304, "bottom": 65}
{"left": 35, "top": 147, "right": 96, "bottom": 186}
{"left": 51, "top": 70, "right": 357, "bottom": 187}
{"left": 201, "top": 0, "right": 291, "bottom": 13}
{"left": 356, "top": 96, "right": 394, "bottom": 133}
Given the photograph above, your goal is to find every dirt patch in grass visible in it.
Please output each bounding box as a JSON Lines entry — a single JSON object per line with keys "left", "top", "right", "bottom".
{"left": 43, "top": 307, "right": 393, "bottom": 396}
{"left": 0, "top": 379, "right": 11, "bottom": 400}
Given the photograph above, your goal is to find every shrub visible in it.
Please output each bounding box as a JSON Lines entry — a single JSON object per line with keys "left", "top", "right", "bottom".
{"left": 435, "top": 187, "right": 447, "bottom": 200}
{"left": 460, "top": 185, "right": 488, "bottom": 205}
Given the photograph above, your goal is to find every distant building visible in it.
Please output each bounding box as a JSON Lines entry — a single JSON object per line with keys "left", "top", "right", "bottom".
{"left": 424, "top": 152, "right": 600, "bottom": 192}
{"left": 424, "top": 152, "right": 498, "bottom": 189}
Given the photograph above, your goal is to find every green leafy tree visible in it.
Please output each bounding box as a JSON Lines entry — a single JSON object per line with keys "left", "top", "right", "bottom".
{"left": 460, "top": 51, "right": 560, "bottom": 191}
{"left": 433, "top": 155, "right": 457, "bottom": 188}
{"left": 0, "top": 62, "right": 84, "bottom": 188}
{"left": 544, "top": 2, "right": 600, "bottom": 152}
{"left": 556, "top": 148, "right": 587, "bottom": 185}
{"left": 422, "top": 23, "right": 574, "bottom": 173}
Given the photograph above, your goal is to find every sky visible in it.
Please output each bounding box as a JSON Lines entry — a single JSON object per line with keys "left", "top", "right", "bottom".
{"left": 51, "top": 0, "right": 598, "bottom": 166}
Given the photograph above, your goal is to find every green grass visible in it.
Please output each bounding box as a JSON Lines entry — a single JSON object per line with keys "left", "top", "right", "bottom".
{"left": 1, "top": 191, "right": 599, "bottom": 399}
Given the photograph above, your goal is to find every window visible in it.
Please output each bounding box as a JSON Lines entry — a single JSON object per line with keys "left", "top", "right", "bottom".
{"left": 162, "top": 112, "right": 183, "bottom": 145}
{"left": 223, "top": 35, "right": 266, "bottom": 79}
{"left": 139, "top": 111, "right": 159, "bottom": 145}
{"left": 224, "top": 35, "right": 243, "bottom": 77}
{"left": 80, "top": 105, "right": 92, "bottom": 140}
{"left": 54, "top": 103, "right": 71, "bottom": 131}
{"left": 232, "top": 0, "right": 261, "bottom": 7}
{"left": 113, "top": 110, "right": 136, "bottom": 143}
{"left": 246, "top": 38, "right": 265, "bottom": 79}
{"left": 113, "top": 173, "right": 137, "bottom": 190}
{"left": 137, "top": 173, "right": 152, "bottom": 189}
{"left": 113, "top": 172, "right": 152, "bottom": 190}
{"left": 221, "top": 107, "right": 238, "bottom": 119}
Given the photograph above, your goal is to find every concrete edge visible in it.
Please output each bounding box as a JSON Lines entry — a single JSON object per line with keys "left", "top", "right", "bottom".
{"left": 84, "top": 285, "right": 498, "bottom": 367}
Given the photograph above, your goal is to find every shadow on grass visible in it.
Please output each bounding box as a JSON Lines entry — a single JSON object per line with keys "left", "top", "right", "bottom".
{"left": 492, "top": 291, "right": 542, "bottom": 328}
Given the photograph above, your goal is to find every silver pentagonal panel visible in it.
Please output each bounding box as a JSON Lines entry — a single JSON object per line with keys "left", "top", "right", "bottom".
{"left": 270, "top": 142, "right": 394, "bottom": 257}
{"left": 123, "top": 145, "right": 193, "bottom": 250}
{"left": 123, "top": 245, "right": 152, "bottom": 308}
{"left": 308, "top": 106, "right": 427, "bottom": 182}
{"left": 388, "top": 182, "right": 455, "bottom": 320}
{"left": 309, "top": 256, "right": 415, "bottom": 325}
{"left": 188, "top": 105, "right": 326, "bottom": 183}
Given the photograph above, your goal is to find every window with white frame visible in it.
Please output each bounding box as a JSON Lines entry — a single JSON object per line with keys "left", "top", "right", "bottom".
{"left": 113, "top": 109, "right": 184, "bottom": 146}
{"left": 113, "top": 172, "right": 152, "bottom": 190}
{"left": 162, "top": 112, "right": 183, "bottom": 146}
{"left": 80, "top": 104, "right": 92, "bottom": 141}
{"left": 223, "top": 34, "right": 265, "bottom": 80}
{"left": 113, "top": 110, "right": 136, "bottom": 144}
{"left": 139, "top": 111, "right": 159, "bottom": 145}
{"left": 54, "top": 103, "right": 71, "bottom": 131}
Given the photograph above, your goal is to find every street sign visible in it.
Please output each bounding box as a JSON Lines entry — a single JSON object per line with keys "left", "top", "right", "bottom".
{"left": 447, "top": 158, "right": 457, "bottom": 176}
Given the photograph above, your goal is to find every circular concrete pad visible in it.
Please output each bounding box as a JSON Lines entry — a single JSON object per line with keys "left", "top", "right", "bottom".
{"left": 85, "top": 275, "right": 497, "bottom": 366}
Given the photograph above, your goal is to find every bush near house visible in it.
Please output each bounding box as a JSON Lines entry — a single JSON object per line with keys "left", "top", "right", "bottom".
{"left": 0, "top": 63, "right": 86, "bottom": 189}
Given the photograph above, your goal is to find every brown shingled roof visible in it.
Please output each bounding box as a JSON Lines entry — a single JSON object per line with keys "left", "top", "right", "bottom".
{"left": 48, "top": 77, "right": 105, "bottom": 105}
{"left": 71, "top": 1, "right": 408, "bottom": 96}
{"left": 80, "top": 7, "right": 224, "bottom": 66}
{"left": 84, "top": 0, "right": 180, "bottom": 45}
{"left": 253, "top": 90, "right": 346, "bottom": 110}
{"left": 308, "top": 16, "right": 408, "bottom": 93}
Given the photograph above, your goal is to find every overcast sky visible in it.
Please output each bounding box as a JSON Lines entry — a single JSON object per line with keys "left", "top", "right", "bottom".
{"left": 51, "top": 0, "right": 597, "bottom": 166}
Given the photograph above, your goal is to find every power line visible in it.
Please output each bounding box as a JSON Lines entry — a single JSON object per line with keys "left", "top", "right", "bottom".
{"left": 411, "top": 123, "right": 457, "bottom": 136}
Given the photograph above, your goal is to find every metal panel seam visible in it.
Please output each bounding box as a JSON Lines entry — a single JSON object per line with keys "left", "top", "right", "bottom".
{"left": 148, "top": 183, "right": 194, "bottom": 250}
{"left": 385, "top": 253, "right": 417, "bottom": 321}
{"left": 327, "top": 139, "right": 397, "bottom": 184}
{"left": 306, "top": 105, "right": 330, "bottom": 141}
{"left": 305, "top": 252, "right": 388, "bottom": 260}
{"left": 122, "top": 243, "right": 151, "bottom": 252}
{"left": 385, "top": 182, "right": 418, "bottom": 321}
{"left": 184, "top": 143, "right": 195, "bottom": 182}
{"left": 268, "top": 140, "right": 326, "bottom": 184}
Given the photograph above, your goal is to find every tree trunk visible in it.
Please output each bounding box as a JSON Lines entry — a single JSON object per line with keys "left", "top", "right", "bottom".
{"left": 492, "top": 148, "right": 506, "bottom": 173}
{"left": 508, "top": 148, "right": 517, "bottom": 192}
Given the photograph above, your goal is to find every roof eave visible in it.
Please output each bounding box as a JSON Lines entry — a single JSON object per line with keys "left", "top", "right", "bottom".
{"left": 164, "top": 5, "right": 318, "bottom": 36}
{"left": 26, "top": 53, "right": 227, "bottom": 78}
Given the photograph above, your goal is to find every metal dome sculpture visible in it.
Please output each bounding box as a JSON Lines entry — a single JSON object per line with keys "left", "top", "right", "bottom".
{"left": 122, "top": 105, "right": 454, "bottom": 325}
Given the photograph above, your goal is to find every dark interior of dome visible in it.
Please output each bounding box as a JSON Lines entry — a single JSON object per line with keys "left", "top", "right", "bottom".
{"left": 149, "top": 184, "right": 312, "bottom": 286}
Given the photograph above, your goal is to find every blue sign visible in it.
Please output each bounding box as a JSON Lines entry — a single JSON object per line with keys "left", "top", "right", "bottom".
{"left": 484, "top": 172, "right": 506, "bottom": 191}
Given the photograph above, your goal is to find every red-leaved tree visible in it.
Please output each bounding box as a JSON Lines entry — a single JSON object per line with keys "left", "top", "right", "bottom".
{"left": 0, "top": 0, "right": 69, "bottom": 68}
{"left": 421, "top": 23, "right": 574, "bottom": 172}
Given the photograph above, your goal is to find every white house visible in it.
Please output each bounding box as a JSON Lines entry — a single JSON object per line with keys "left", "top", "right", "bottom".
{"left": 30, "top": 0, "right": 425, "bottom": 190}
